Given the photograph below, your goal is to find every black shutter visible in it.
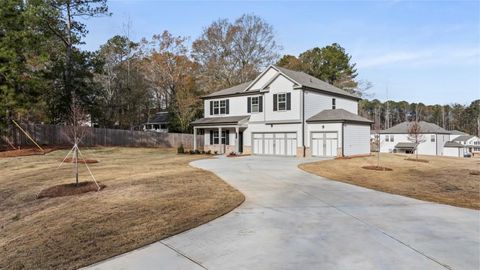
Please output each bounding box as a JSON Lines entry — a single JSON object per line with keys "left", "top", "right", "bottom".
{"left": 210, "top": 130, "right": 213, "bottom": 144}
{"left": 226, "top": 130, "right": 229, "bottom": 145}
{"left": 226, "top": 99, "right": 229, "bottom": 114}
{"left": 210, "top": 101, "right": 213, "bottom": 115}
{"left": 273, "top": 94, "right": 277, "bottom": 111}
{"left": 286, "top": 93, "right": 291, "bottom": 110}
{"left": 247, "top": 97, "right": 251, "bottom": 113}
{"left": 259, "top": 96, "right": 263, "bottom": 112}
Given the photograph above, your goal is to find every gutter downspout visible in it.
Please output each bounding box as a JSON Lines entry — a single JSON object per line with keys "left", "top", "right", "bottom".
{"left": 302, "top": 90, "right": 306, "bottom": 157}
{"left": 342, "top": 123, "right": 345, "bottom": 157}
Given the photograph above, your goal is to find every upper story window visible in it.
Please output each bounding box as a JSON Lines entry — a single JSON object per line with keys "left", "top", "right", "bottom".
{"left": 247, "top": 96, "right": 263, "bottom": 113}
{"left": 431, "top": 135, "right": 435, "bottom": 142}
{"left": 210, "top": 99, "right": 229, "bottom": 115}
{"left": 273, "top": 93, "right": 291, "bottom": 111}
{"left": 332, "top": 98, "right": 336, "bottom": 109}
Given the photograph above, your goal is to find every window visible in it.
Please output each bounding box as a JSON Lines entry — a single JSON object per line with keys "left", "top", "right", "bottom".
{"left": 251, "top": 97, "right": 259, "bottom": 112}
{"left": 277, "top": 93, "right": 287, "bottom": 111}
{"left": 332, "top": 98, "right": 336, "bottom": 109}
{"left": 431, "top": 135, "right": 435, "bottom": 142}
{"left": 211, "top": 130, "right": 229, "bottom": 144}
{"left": 220, "top": 100, "right": 226, "bottom": 114}
{"left": 385, "top": 135, "right": 389, "bottom": 142}
{"left": 210, "top": 99, "right": 229, "bottom": 115}
{"left": 390, "top": 135, "right": 394, "bottom": 142}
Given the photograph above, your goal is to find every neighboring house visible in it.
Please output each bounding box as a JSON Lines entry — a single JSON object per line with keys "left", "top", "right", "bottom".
{"left": 191, "top": 65, "right": 372, "bottom": 157}
{"left": 452, "top": 135, "right": 480, "bottom": 154}
{"left": 141, "top": 112, "right": 169, "bottom": 133}
{"left": 443, "top": 141, "right": 466, "bottom": 157}
{"left": 449, "top": 129, "right": 469, "bottom": 140}
{"left": 379, "top": 121, "right": 451, "bottom": 156}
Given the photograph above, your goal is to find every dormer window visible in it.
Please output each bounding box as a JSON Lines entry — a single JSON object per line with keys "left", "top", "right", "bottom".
{"left": 332, "top": 98, "right": 336, "bottom": 109}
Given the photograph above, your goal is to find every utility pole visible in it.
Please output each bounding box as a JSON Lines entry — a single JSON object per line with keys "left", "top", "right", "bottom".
{"left": 385, "top": 85, "right": 389, "bottom": 129}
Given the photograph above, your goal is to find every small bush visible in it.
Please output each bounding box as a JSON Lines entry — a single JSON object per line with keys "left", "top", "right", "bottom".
{"left": 194, "top": 149, "right": 201, "bottom": 154}
{"left": 177, "top": 144, "right": 184, "bottom": 154}
{"left": 200, "top": 150, "right": 205, "bottom": 154}
{"left": 206, "top": 150, "right": 211, "bottom": 155}
{"left": 214, "top": 151, "right": 218, "bottom": 155}
{"left": 189, "top": 150, "right": 195, "bottom": 154}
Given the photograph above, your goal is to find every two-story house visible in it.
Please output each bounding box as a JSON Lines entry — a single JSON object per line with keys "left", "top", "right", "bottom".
{"left": 191, "top": 65, "right": 373, "bottom": 157}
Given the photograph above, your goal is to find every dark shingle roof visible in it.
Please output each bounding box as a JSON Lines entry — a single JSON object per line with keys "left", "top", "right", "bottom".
{"left": 274, "top": 66, "right": 360, "bottom": 100}
{"left": 395, "top": 142, "right": 418, "bottom": 149}
{"left": 452, "top": 135, "right": 474, "bottom": 142}
{"left": 379, "top": 121, "right": 451, "bottom": 134}
{"left": 147, "top": 112, "right": 169, "bottom": 124}
{"left": 449, "top": 130, "right": 469, "bottom": 136}
{"left": 203, "top": 81, "right": 255, "bottom": 98}
{"left": 306, "top": 109, "right": 373, "bottom": 124}
{"left": 444, "top": 141, "right": 464, "bottom": 148}
{"left": 191, "top": 115, "right": 250, "bottom": 126}
{"left": 204, "top": 65, "right": 360, "bottom": 100}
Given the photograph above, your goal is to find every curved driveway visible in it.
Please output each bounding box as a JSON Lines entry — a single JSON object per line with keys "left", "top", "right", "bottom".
{"left": 87, "top": 156, "right": 479, "bottom": 270}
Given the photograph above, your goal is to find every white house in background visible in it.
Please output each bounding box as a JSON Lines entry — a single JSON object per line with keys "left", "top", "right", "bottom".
{"left": 449, "top": 129, "right": 469, "bottom": 140}
{"left": 191, "top": 65, "right": 373, "bottom": 157}
{"left": 452, "top": 135, "right": 480, "bottom": 154}
{"left": 141, "top": 112, "right": 169, "bottom": 133}
{"left": 379, "top": 121, "right": 451, "bottom": 156}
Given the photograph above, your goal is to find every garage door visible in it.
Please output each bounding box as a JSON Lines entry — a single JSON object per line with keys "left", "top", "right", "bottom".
{"left": 253, "top": 133, "right": 297, "bottom": 156}
{"left": 311, "top": 132, "right": 338, "bottom": 157}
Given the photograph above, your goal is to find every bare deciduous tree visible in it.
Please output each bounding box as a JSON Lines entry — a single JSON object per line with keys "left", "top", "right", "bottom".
{"left": 192, "top": 14, "right": 281, "bottom": 93}
{"left": 407, "top": 121, "right": 426, "bottom": 160}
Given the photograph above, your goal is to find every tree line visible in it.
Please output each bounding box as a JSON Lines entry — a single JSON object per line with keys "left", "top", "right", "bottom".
{"left": 1, "top": 0, "right": 478, "bottom": 137}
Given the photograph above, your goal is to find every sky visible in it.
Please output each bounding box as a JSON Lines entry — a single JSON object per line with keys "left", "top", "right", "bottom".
{"left": 80, "top": 0, "right": 480, "bottom": 105}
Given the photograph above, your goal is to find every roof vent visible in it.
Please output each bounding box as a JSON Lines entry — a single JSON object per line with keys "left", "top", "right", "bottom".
{"left": 309, "top": 78, "right": 313, "bottom": 82}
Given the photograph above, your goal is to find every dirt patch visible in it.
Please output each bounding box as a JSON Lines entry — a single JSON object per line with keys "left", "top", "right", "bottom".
{"left": 362, "top": 165, "right": 393, "bottom": 171}
{"left": 0, "top": 147, "right": 244, "bottom": 270}
{"left": 405, "top": 158, "right": 430, "bottom": 163}
{"left": 0, "top": 147, "right": 62, "bottom": 158}
{"left": 63, "top": 157, "right": 99, "bottom": 164}
{"left": 37, "top": 181, "right": 105, "bottom": 199}
{"left": 300, "top": 153, "right": 479, "bottom": 209}
{"left": 470, "top": 170, "right": 480, "bottom": 176}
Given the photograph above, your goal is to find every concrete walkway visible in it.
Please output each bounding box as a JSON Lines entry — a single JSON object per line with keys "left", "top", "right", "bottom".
{"left": 86, "top": 156, "right": 480, "bottom": 270}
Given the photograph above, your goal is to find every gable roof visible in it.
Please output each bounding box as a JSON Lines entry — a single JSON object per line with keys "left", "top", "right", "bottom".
{"left": 379, "top": 121, "right": 451, "bottom": 134}
{"left": 203, "top": 65, "right": 360, "bottom": 100}
{"left": 273, "top": 66, "right": 360, "bottom": 100}
{"left": 306, "top": 109, "right": 373, "bottom": 124}
{"left": 452, "top": 135, "right": 475, "bottom": 142}
{"left": 444, "top": 141, "right": 464, "bottom": 148}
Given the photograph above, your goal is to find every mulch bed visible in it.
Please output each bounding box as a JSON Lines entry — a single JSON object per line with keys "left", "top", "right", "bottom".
{"left": 37, "top": 181, "right": 106, "bottom": 199}
{"left": 0, "top": 147, "right": 63, "bottom": 158}
{"left": 63, "top": 157, "right": 99, "bottom": 164}
{"left": 405, "top": 158, "right": 430, "bottom": 163}
{"left": 362, "top": 165, "right": 393, "bottom": 171}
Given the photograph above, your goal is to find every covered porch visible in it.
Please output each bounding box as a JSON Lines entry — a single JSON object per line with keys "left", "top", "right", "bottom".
{"left": 192, "top": 116, "right": 250, "bottom": 155}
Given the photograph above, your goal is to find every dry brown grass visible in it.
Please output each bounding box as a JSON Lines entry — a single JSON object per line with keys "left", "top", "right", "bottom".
{"left": 0, "top": 147, "right": 244, "bottom": 270}
{"left": 300, "top": 153, "right": 480, "bottom": 209}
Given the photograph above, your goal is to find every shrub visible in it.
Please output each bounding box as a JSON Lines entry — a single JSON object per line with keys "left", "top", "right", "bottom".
{"left": 177, "top": 144, "right": 185, "bottom": 154}
{"left": 229, "top": 151, "right": 236, "bottom": 156}
{"left": 206, "top": 150, "right": 211, "bottom": 155}
{"left": 194, "top": 149, "right": 201, "bottom": 154}
{"left": 189, "top": 150, "right": 195, "bottom": 154}
{"left": 214, "top": 151, "right": 218, "bottom": 155}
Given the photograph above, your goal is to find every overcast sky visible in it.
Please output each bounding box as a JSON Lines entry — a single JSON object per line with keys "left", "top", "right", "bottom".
{"left": 80, "top": 0, "right": 480, "bottom": 105}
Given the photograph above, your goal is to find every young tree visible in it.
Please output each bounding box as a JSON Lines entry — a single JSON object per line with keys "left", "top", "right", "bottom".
{"left": 192, "top": 14, "right": 281, "bottom": 93}
{"left": 407, "top": 121, "right": 426, "bottom": 160}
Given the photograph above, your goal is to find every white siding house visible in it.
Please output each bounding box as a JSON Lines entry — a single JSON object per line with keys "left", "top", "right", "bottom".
{"left": 191, "top": 65, "right": 372, "bottom": 157}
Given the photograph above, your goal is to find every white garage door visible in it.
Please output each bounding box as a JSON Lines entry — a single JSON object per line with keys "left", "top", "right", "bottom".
{"left": 253, "top": 133, "right": 297, "bottom": 156}
{"left": 311, "top": 132, "right": 338, "bottom": 157}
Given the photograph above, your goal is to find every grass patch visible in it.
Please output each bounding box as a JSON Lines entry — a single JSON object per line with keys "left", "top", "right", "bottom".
{"left": 0, "top": 147, "right": 244, "bottom": 270}
{"left": 300, "top": 153, "right": 479, "bottom": 209}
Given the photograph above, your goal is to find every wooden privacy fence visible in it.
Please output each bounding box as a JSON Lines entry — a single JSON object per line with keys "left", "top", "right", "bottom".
{"left": 5, "top": 124, "right": 203, "bottom": 149}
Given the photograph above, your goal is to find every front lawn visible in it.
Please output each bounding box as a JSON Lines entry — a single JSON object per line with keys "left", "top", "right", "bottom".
{"left": 0, "top": 147, "right": 244, "bottom": 270}
{"left": 300, "top": 153, "right": 479, "bottom": 209}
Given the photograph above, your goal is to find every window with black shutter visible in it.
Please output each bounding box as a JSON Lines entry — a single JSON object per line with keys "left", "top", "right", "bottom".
{"left": 247, "top": 97, "right": 251, "bottom": 113}
{"left": 273, "top": 94, "right": 278, "bottom": 111}
{"left": 259, "top": 96, "right": 263, "bottom": 112}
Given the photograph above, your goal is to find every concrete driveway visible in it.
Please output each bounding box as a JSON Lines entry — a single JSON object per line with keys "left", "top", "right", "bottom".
{"left": 86, "top": 156, "right": 480, "bottom": 270}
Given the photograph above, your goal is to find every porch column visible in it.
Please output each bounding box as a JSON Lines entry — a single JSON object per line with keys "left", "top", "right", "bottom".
{"left": 218, "top": 127, "right": 222, "bottom": 154}
{"left": 193, "top": 127, "right": 197, "bottom": 151}
{"left": 235, "top": 126, "right": 239, "bottom": 153}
